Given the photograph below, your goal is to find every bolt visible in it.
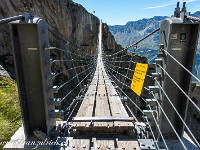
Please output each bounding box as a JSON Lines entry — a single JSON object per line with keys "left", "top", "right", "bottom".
{"left": 97, "top": 144, "right": 101, "bottom": 149}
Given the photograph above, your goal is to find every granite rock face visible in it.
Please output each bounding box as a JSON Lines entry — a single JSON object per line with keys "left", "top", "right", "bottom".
{"left": 0, "top": 0, "right": 123, "bottom": 109}
{"left": 0, "top": 0, "right": 121, "bottom": 78}
{"left": 187, "top": 83, "right": 200, "bottom": 141}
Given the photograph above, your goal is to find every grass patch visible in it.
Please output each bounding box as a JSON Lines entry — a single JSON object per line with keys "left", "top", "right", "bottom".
{"left": 0, "top": 76, "right": 22, "bottom": 148}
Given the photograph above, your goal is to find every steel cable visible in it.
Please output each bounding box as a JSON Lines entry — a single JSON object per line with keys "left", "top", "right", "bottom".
{"left": 61, "top": 70, "right": 93, "bottom": 102}
{"left": 147, "top": 105, "right": 169, "bottom": 150}
{"left": 151, "top": 92, "right": 187, "bottom": 150}
{"left": 154, "top": 78, "right": 200, "bottom": 148}
{"left": 161, "top": 49, "right": 200, "bottom": 83}
{"left": 158, "top": 64, "right": 200, "bottom": 112}
{"left": 54, "top": 64, "right": 91, "bottom": 77}
{"left": 58, "top": 64, "right": 94, "bottom": 90}
{"left": 106, "top": 28, "right": 160, "bottom": 57}
{"left": 0, "top": 15, "right": 24, "bottom": 25}
{"left": 144, "top": 114, "right": 161, "bottom": 150}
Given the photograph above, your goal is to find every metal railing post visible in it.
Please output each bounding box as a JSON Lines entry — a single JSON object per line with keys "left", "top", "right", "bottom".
{"left": 158, "top": 2, "right": 200, "bottom": 138}
{"left": 10, "top": 17, "right": 55, "bottom": 139}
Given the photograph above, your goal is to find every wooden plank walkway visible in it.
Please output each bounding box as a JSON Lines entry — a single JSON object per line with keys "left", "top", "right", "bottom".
{"left": 71, "top": 21, "right": 134, "bottom": 133}
{"left": 55, "top": 137, "right": 140, "bottom": 150}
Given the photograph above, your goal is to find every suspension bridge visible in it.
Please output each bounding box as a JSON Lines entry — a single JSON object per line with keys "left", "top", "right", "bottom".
{"left": 2, "top": 1, "right": 200, "bottom": 150}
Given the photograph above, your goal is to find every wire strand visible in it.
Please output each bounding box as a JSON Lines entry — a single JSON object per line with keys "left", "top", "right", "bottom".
{"left": 151, "top": 92, "right": 187, "bottom": 150}
{"left": 54, "top": 64, "right": 92, "bottom": 77}
{"left": 58, "top": 65, "right": 94, "bottom": 90}
{"left": 46, "top": 47, "right": 93, "bottom": 59}
{"left": 147, "top": 105, "right": 169, "bottom": 150}
{"left": 158, "top": 64, "right": 200, "bottom": 112}
{"left": 144, "top": 114, "right": 161, "bottom": 150}
{"left": 61, "top": 70, "right": 93, "bottom": 102}
{"left": 162, "top": 49, "right": 200, "bottom": 83}
{"left": 154, "top": 78, "right": 200, "bottom": 148}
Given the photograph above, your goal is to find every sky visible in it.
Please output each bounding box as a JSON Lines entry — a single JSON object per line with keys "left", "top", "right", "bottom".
{"left": 72, "top": 0, "right": 200, "bottom": 25}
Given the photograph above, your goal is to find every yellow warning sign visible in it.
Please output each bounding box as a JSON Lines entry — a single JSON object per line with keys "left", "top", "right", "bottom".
{"left": 131, "top": 63, "right": 148, "bottom": 96}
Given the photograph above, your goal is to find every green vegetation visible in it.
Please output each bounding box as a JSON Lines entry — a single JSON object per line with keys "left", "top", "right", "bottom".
{"left": 0, "top": 76, "right": 22, "bottom": 148}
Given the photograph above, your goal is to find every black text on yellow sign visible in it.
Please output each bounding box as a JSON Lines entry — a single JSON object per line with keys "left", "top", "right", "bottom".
{"left": 131, "top": 63, "right": 148, "bottom": 96}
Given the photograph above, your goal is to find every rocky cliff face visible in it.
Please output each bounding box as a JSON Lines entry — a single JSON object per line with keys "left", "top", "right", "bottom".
{"left": 0, "top": 0, "right": 121, "bottom": 78}
{"left": 109, "top": 12, "right": 200, "bottom": 78}
{"left": 0, "top": 0, "right": 123, "bottom": 110}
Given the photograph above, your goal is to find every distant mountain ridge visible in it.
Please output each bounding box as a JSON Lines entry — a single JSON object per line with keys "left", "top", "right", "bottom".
{"left": 108, "top": 11, "right": 200, "bottom": 79}
{"left": 109, "top": 16, "right": 167, "bottom": 49}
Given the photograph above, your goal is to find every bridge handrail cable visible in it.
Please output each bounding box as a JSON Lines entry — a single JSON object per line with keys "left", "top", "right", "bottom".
{"left": 153, "top": 78, "right": 200, "bottom": 148}
{"left": 161, "top": 49, "right": 200, "bottom": 83}
{"left": 151, "top": 92, "right": 187, "bottom": 150}
{"left": 158, "top": 64, "right": 200, "bottom": 112}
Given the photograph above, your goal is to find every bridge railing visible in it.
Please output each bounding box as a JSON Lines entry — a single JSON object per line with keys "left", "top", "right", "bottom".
{"left": 2, "top": 7, "right": 98, "bottom": 139}
{"left": 1, "top": 1, "right": 200, "bottom": 150}
{"left": 103, "top": 2, "right": 200, "bottom": 149}
{"left": 46, "top": 46, "right": 97, "bottom": 120}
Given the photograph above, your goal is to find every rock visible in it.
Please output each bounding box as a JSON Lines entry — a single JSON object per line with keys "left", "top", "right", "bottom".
{"left": 186, "top": 83, "right": 200, "bottom": 140}
{"left": 0, "top": 63, "right": 11, "bottom": 79}
{"left": 0, "top": 0, "right": 124, "bottom": 113}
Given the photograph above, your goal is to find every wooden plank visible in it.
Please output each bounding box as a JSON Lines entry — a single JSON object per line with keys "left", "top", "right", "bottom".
{"left": 76, "top": 98, "right": 95, "bottom": 117}
{"left": 84, "top": 85, "right": 97, "bottom": 97}
{"left": 73, "top": 117, "right": 133, "bottom": 121}
{"left": 117, "top": 140, "right": 140, "bottom": 150}
{"left": 93, "top": 139, "right": 115, "bottom": 150}
{"left": 106, "top": 87, "right": 118, "bottom": 96}
{"left": 72, "top": 98, "right": 94, "bottom": 128}
{"left": 108, "top": 96, "right": 128, "bottom": 117}
{"left": 105, "top": 77, "right": 134, "bottom": 130}
{"left": 72, "top": 84, "right": 97, "bottom": 128}
{"left": 108, "top": 96, "right": 134, "bottom": 130}
{"left": 67, "top": 138, "right": 90, "bottom": 150}
{"left": 93, "top": 84, "right": 113, "bottom": 128}
{"left": 94, "top": 85, "right": 110, "bottom": 116}
{"left": 104, "top": 81, "right": 118, "bottom": 96}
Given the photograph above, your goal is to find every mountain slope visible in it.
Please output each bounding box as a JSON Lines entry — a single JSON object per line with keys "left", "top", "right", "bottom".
{"left": 109, "top": 12, "right": 200, "bottom": 79}
{"left": 109, "top": 16, "right": 167, "bottom": 50}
